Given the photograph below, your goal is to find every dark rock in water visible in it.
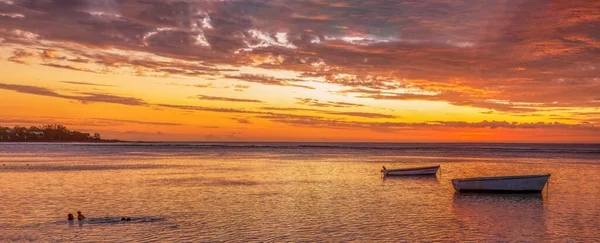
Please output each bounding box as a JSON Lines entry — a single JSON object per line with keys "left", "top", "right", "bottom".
{"left": 77, "top": 216, "right": 165, "bottom": 225}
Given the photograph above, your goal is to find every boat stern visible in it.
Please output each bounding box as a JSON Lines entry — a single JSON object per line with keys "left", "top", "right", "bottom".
{"left": 451, "top": 179, "right": 460, "bottom": 191}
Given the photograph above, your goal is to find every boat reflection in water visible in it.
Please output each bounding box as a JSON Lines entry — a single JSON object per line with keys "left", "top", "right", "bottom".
{"left": 381, "top": 175, "right": 439, "bottom": 184}
{"left": 381, "top": 165, "right": 440, "bottom": 176}
{"left": 452, "top": 192, "right": 546, "bottom": 241}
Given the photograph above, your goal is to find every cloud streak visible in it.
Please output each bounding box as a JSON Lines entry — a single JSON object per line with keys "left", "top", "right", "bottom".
{"left": 196, "top": 95, "right": 263, "bottom": 103}
{"left": 155, "top": 104, "right": 265, "bottom": 114}
{"left": 260, "top": 113, "right": 599, "bottom": 133}
{"left": 262, "top": 107, "right": 395, "bottom": 119}
{"left": 0, "top": 83, "right": 146, "bottom": 106}
{"left": 295, "top": 98, "right": 364, "bottom": 108}
{"left": 0, "top": 117, "right": 182, "bottom": 127}
{"left": 224, "top": 74, "right": 315, "bottom": 90}
{"left": 41, "top": 63, "right": 101, "bottom": 74}
{"left": 61, "top": 81, "right": 115, "bottom": 87}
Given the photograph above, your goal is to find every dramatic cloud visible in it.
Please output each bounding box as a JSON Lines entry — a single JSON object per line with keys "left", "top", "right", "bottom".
{"left": 2, "top": 0, "right": 598, "bottom": 113}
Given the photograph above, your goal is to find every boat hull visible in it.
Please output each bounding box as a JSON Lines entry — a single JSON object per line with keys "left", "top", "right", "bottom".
{"left": 382, "top": 165, "right": 439, "bottom": 176}
{"left": 452, "top": 174, "right": 550, "bottom": 193}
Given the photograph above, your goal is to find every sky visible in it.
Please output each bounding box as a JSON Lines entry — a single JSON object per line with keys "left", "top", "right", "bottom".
{"left": 0, "top": 0, "right": 599, "bottom": 142}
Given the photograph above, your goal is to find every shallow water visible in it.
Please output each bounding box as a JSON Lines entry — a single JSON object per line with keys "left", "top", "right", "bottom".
{"left": 0, "top": 143, "right": 599, "bottom": 242}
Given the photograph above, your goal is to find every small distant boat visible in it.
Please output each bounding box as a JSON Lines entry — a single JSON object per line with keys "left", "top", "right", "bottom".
{"left": 452, "top": 174, "right": 550, "bottom": 193}
{"left": 381, "top": 165, "right": 440, "bottom": 176}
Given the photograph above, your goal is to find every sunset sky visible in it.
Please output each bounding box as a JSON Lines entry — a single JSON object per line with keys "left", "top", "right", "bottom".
{"left": 0, "top": 0, "right": 599, "bottom": 142}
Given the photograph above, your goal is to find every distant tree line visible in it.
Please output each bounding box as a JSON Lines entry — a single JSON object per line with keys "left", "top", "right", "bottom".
{"left": 0, "top": 124, "right": 104, "bottom": 142}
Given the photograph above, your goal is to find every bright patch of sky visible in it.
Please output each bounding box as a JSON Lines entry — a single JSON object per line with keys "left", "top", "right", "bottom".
{"left": 237, "top": 30, "right": 297, "bottom": 53}
{"left": 142, "top": 28, "right": 174, "bottom": 46}
{"left": 323, "top": 35, "right": 396, "bottom": 45}
{"left": 200, "top": 13, "right": 213, "bottom": 29}
{"left": 11, "top": 29, "right": 38, "bottom": 40}
{"left": 318, "top": 34, "right": 474, "bottom": 49}
{"left": 194, "top": 31, "right": 210, "bottom": 47}
{"left": 86, "top": 11, "right": 122, "bottom": 18}
{"left": 0, "top": 13, "right": 24, "bottom": 18}
{"left": 446, "top": 40, "right": 474, "bottom": 48}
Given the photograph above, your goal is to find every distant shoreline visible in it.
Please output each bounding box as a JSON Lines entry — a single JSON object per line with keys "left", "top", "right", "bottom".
{"left": 0, "top": 140, "right": 125, "bottom": 143}
{"left": 1, "top": 141, "right": 597, "bottom": 145}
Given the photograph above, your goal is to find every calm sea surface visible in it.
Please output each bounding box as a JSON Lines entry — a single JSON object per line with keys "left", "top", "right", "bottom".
{"left": 0, "top": 143, "right": 599, "bottom": 242}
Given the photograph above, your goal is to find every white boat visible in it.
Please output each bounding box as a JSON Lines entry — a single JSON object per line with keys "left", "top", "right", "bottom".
{"left": 381, "top": 165, "right": 440, "bottom": 176}
{"left": 452, "top": 174, "right": 550, "bottom": 192}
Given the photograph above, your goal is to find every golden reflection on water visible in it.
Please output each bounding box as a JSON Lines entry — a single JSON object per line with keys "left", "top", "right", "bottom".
{"left": 0, "top": 144, "right": 599, "bottom": 242}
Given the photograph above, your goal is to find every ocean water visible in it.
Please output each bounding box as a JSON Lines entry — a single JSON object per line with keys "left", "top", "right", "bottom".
{"left": 0, "top": 142, "right": 598, "bottom": 242}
